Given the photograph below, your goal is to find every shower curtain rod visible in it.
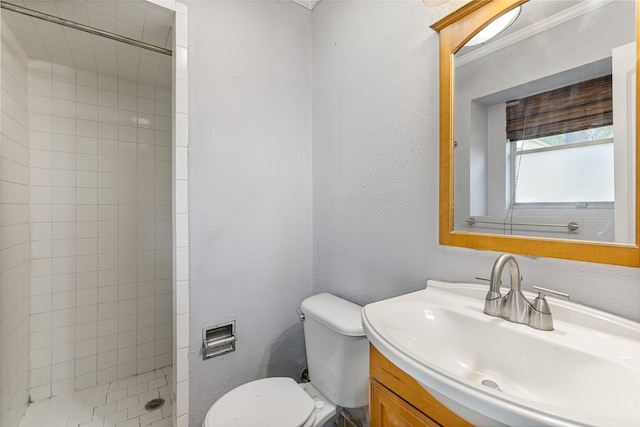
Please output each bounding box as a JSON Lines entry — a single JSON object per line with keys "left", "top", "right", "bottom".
{"left": 1, "top": 1, "right": 172, "bottom": 56}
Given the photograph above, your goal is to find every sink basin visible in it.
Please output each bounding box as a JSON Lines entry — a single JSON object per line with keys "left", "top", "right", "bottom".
{"left": 362, "top": 280, "right": 640, "bottom": 426}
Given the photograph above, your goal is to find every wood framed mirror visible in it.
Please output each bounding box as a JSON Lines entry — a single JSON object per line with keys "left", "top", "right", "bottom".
{"left": 431, "top": 0, "right": 640, "bottom": 267}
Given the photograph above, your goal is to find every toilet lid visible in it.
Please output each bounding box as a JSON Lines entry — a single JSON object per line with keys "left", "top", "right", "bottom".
{"left": 204, "top": 377, "right": 315, "bottom": 427}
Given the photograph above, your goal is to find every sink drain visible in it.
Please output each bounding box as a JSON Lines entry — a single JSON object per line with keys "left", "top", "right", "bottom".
{"left": 145, "top": 398, "right": 165, "bottom": 411}
{"left": 481, "top": 379, "right": 501, "bottom": 391}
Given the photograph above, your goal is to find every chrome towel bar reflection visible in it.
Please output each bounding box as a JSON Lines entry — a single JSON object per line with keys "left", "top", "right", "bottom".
{"left": 466, "top": 217, "right": 579, "bottom": 231}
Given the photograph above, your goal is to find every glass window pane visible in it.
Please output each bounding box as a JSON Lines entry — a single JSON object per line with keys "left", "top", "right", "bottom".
{"left": 514, "top": 142, "right": 614, "bottom": 203}
{"left": 516, "top": 125, "right": 614, "bottom": 152}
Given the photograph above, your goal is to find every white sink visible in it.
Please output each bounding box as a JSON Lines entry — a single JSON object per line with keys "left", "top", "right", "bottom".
{"left": 362, "top": 280, "right": 640, "bottom": 426}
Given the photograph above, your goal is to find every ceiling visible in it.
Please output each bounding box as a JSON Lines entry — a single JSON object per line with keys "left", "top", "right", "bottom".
{"left": 1, "top": 0, "right": 174, "bottom": 88}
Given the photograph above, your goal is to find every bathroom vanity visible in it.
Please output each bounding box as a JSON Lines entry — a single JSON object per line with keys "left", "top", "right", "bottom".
{"left": 363, "top": 279, "right": 640, "bottom": 426}
{"left": 369, "top": 345, "right": 471, "bottom": 427}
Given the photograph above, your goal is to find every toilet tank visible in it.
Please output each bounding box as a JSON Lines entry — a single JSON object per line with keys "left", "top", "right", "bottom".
{"left": 300, "top": 293, "right": 369, "bottom": 408}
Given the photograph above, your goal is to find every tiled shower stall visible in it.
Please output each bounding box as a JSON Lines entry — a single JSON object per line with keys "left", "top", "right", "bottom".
{"left": 26, "top": 59, "right": 173, "bottom": 397}
{"left": 0, "top": 1, "right": 190, "bottom": 426}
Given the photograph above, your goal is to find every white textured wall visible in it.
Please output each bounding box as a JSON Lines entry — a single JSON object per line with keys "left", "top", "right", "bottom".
{"left": 312, "top": 0, "right": 434, "bottom": 303}
{"left": 187, "top": 1, "right": 313, "bottom": 425}
{"left": 0, "top": 18, "right": 30, "bottom": 427}
{"left": 312, "top": 0, "right": 640, "bottom": 321}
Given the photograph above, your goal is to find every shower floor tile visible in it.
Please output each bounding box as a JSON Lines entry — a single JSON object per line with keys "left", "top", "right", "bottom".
{"left": 19, "top": 367, "right": 173, "bottom": 427}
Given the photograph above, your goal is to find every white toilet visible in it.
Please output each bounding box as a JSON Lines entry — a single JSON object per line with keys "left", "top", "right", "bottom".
{"left": 203, "top": 293, "right": 369, "bottom": 427}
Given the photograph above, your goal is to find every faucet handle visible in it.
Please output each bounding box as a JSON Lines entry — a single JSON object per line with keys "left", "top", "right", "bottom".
{"left": 480, "top": 275, "right": 502, "bottom": 317}
{"left": 532, "top": 286, "right": 569, "bottom": 301}
{"left": 529, "top": 286, "right": 568, "bottom": 331}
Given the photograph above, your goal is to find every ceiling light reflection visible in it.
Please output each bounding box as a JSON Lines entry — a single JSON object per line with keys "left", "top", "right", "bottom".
{"left": 466, "top": 6, "right": 521, "bottom": 47}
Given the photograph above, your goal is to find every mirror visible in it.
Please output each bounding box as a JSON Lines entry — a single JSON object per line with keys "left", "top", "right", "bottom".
{"left": 432, "top": 0, "right": 640, "bottom": 267}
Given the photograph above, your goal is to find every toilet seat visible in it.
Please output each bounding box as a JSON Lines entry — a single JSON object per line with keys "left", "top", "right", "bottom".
{"left": 203, "top": 377, "right": 316, "bottom": 427}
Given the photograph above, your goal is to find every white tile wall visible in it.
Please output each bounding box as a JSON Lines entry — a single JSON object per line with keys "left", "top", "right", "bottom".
{"left": 171, "top": 2, "right": 189, "bottom": 426}
{"left": 0, "top": 2, "right": 186, "bottom": 424}
{"left": 1, "top": 17, "right": 31, "bottom": 427}
{"left": 2, "top": 1, "right": 174, "bottom": 88}
{"left": 27, "top": 57, "right": 172, "bottom": 400}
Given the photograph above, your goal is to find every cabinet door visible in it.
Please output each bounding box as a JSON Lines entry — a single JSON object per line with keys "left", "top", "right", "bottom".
{"left": 370, "top": 379, "right": 440, "bottom": 427}
{"left": 369, "top": 345, "right": 473, "bottom": 427}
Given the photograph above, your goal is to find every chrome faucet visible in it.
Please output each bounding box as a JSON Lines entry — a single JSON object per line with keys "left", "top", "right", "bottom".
{"left": 482, "top": 254, "right": 569, "bottom": 331}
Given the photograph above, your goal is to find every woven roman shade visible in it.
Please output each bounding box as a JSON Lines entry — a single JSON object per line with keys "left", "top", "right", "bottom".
{"left": 506, "top": 74, "right": 613, "bottom": 141}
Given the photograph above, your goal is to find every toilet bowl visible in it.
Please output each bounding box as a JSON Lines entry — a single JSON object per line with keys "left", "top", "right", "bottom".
{"left": 203, "top": 293, "right": 369, "bottom": 427}
{"left": 203, "top": 378, "right": 337, "bottom": 427}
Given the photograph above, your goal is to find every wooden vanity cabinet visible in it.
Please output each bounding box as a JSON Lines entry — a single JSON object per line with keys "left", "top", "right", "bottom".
{"left": 369, "top": 344, "right": 474, "bottom": 427}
